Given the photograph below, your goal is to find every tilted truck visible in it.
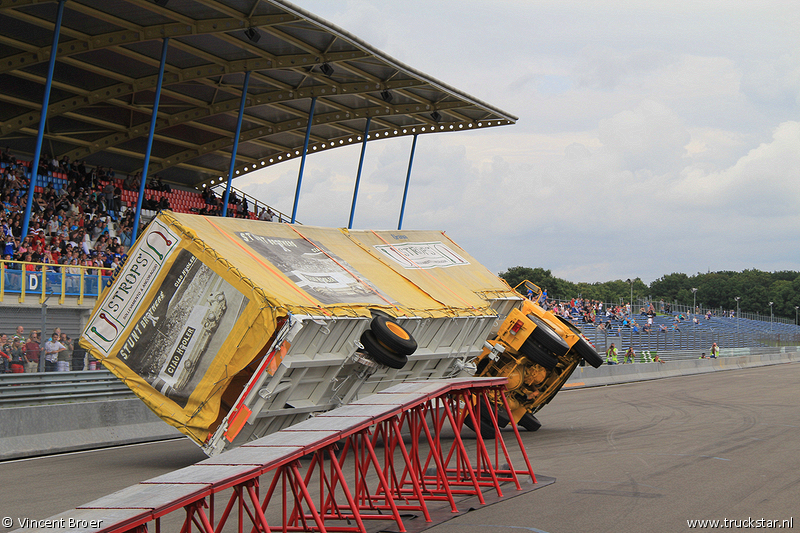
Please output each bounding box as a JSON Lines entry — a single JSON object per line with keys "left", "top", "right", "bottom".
{"left": 80, "top": 212, "right": 601, "bottom": 456}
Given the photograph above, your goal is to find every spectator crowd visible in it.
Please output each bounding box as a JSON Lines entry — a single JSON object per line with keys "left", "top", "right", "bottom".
{"left": 0, "top": 325, "right": 92, "bottom": 373}
{"left": 1, "top": 149, "right": 142, "bottom": 275}
{"left": 0, "top": 148, "right": 281, "bottom": 279}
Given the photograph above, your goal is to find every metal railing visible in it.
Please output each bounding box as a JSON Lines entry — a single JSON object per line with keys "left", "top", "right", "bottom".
{"left": 0, "top": 370, "right": 132, "bottom": 407}
{"left": 4, "top": 346, "right": 798, "bottom": 408}
{"left": 211, "top": 183, "right": 295, "bottom": 223}
{"left": 548, "top": 296, "right": 797, "bottom": 326}
{"left": 583, "top": 323, "right": 800, "bottom": 355}
{"left": 0, "top": 259, "right": 113, "bottom": 304}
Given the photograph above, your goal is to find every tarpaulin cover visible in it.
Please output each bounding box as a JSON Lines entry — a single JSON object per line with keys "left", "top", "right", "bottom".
{"left": 80, "top": 212, "right": 516, "bottom": 444}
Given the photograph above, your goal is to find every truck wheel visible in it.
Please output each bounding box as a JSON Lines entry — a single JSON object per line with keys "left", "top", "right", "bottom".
{"left": 370, "top": 315, "right": 417, "bottom": 356}
{"left": 518, "top": 412, "right": 541, "bottom": 432}
{"left": 527, "top": 314, "right": 569, "bottom": 356}
{"left": 519, "top": 338, "right": 559, "bottom": 370}
{"left": 360, "top": 329, "right": 408, "bottom": 369}
{"left": 496, "top": 407, "right": 511, "bottom": 428}
{"left": 463, "top": 397, "right": 497, "bottom": 439}
{"left": 572, "top": 338, "right": 603, "bottom": 368}
{"left": 475, "top": 356, "right": 491, "bottom": 376}
{"left": 554, "top": 316, "right": 604, "bottom": 368}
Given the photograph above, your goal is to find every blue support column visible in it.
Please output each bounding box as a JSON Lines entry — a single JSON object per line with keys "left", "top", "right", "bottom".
{"left": 291, "top": 96, "right": 316, "bottom": 224}
{"left": 21, "top": 0, "right": 66, "bottom": 239}
{"left": 131, "top": 37, "right": 169, "bottom": 244}
{"left": 397, "top": 134, "right": 418, "bottom": 230}
{"left": 222, "top": 70, "right": 252, "bottom": 217}
{"left": 348, "top": 117, "right": 371, "bottom": 229}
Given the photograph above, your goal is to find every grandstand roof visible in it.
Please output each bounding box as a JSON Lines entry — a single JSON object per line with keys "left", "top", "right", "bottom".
{"left": 0, "top": 0, "right": 517, "bottom": 190}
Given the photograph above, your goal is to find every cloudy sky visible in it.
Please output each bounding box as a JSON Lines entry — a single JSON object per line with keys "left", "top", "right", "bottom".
{"left": 236, "top": 0, "right": 800, "bottom": 284}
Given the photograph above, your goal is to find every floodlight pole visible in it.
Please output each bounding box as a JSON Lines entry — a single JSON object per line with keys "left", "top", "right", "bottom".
{"left": 397, "top": 134, "right": 418, "bottom": 230}
{"left": 628, "top": 279, "right": 633, "bottom": 314}
{"left": 22, "top": 0, "right": 66, "bottom": 239}
{"left": 291, "top": 97, "right": 316, "bottom": 224}
{"left": 132, "top": 37, "right": 169, "bottom": 244}
{"left": 348, "top": 117, "right": 371, "bottom": 229}
{"left": 769, "top": 302, "right": 773, "bottom": 333}
{"left": 735, "top": 297, "right": 740, "bottom": 340}
{"left": 222, "top": 70, "right": 252, "bottom": 217}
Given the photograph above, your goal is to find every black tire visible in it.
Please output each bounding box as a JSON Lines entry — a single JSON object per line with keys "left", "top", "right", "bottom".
{"left": 556, "top": 315, "right": 576, "bottom": 330}
{"left": 519, "top": 337, "right": 559, "bottom": 370}
{"left": 475, "top": 356, "right": 491, "bottom": 376}
{"left": 518, "top": 412, "right": 541, "bottom": 432}
{"left": 496, "top": 408, "right": 510, "bottom": 428}
{"left": 463, "top": 397, "right": 497, "bottom": 439}
{"left": 370, "top": 315, "right": 417, "bottom": 356}
{"left": 360, "top": 329, "right": 408, "bottom": 369}
{"left": 572, "top": 338, "right": 603, "bottom": 368}
{"left": 527, "top": 314, "right": 570, "bottom": 356}
{"left": 555, "top": 315, "right": 604, "bottom": 368}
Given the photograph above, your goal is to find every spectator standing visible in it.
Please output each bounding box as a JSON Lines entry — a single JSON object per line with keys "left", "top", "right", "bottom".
{"left": 0, "top": 334, "right": 10, "bottom": 373}
{"left": 0, "top": 334, "right": 11, "bottom": 372}
{"left": 25, "top": 331, "right": 40, "bottom": 372}
{"left": 43, "top": 333, "right": 66, "bottom": 372}
{"left": 59, "top": 333, "right": 73, "bottom": 371}
{"left": 72, "top": 339, "right": 87, "bottom": 371}
{"left": 8, "top": 337, "right": 27, "bottom": 373}
{"left": 103, "top": 181, "right": 115, "bottom": 216}
{"left": 12, "top": 325, "right": 25, "bottom": 343}
{"left": 710, "top": 342, "right": 720, "bottom": 359}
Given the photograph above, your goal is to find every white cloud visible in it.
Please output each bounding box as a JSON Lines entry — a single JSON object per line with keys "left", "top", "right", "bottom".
{"left": 236, "top": 1, "right": 800, "bottom": 284}
{"left": 597, "top": 100, "right": 690, "bottom": 174}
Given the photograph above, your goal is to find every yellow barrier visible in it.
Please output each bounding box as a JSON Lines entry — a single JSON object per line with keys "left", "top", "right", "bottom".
{"left": 0, "top": 259, "right": 113, "bottom": 304}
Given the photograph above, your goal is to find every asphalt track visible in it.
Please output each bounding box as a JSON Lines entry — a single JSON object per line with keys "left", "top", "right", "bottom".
{"left": 2, "top": 362, "right": 798, "bottom": 533}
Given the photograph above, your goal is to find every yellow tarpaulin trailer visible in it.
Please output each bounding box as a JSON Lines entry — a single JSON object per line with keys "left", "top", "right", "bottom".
{"left": 81, "top": 212, "right": 521, "bottom": 455}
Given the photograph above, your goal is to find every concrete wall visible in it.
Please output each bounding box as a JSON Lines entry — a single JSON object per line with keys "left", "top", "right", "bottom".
{"left": 1, "top": 348, "right": 797, "bottom": 461}
{"left": 0, "top": 398, "right": 180, "bottom": 461}
{"left": 565, "top": 348, "right": 800, "bottom": 390}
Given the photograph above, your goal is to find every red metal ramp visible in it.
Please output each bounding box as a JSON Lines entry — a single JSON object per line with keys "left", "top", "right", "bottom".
{"left": 14, "top": 377, "right": 555, "bottom": 533}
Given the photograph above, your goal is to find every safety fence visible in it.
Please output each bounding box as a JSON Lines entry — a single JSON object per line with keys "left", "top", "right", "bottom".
{"left": 0, "top": 370, "right": 130, "bottom": 407}
{"left": 5, "top": 346, "right": 800, "bottom": 409}
{"left": 15, "top": 377, "right": 541, "bottom": 533}
{"left": 0, "top": 259, "right": 113, "bottom": 304}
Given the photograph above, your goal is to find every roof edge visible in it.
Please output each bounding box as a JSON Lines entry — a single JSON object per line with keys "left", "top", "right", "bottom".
{"left": 265, "top": 0, "right": 518, "bottom": 124}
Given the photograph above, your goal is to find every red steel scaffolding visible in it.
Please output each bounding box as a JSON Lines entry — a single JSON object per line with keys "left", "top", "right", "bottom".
{"left": 18, "top": 377, "right": 548, "bottom": 533}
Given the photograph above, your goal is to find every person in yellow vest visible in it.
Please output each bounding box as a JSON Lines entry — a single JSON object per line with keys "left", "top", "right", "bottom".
{"left": 623, "top": 346, "right": 636, "bottom": 364}
{"left": 710, "top": 342, "right": 720, "bottom": 358}
{"left": 606, "top": 343, "right": 619, "bottom": 365}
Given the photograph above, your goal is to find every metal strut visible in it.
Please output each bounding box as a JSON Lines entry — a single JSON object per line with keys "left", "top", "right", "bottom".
{"left": 60, "top": 379, "right": 543, "bottom": 533}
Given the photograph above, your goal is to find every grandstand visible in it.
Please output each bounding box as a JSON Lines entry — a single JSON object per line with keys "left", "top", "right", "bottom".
{"left": 1, "top": 0, "right": 795, "bottom": 372}
{"left": 2, "top": 157, "right": 283, "bottom": 222}
{"left": 569, "top": 310, "right": 800, "bottom": 361}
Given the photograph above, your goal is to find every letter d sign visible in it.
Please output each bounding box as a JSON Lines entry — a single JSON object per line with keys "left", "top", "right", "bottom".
{"left": 28, "top": 273, "right": 38, "bottom": 290}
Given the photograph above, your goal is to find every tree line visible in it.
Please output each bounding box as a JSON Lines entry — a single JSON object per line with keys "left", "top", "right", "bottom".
{"left": 498, "top": 267, "right": 800, "bottom": 320}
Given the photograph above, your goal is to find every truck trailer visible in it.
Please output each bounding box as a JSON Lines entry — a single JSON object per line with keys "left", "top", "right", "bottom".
{"left": 80, "top": 212, "right": 601, "bottom": 456}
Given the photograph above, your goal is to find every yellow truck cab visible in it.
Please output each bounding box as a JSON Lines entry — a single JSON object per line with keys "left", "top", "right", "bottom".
{"left": 472, "top": 281, "right": 602, "bottom": 434}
